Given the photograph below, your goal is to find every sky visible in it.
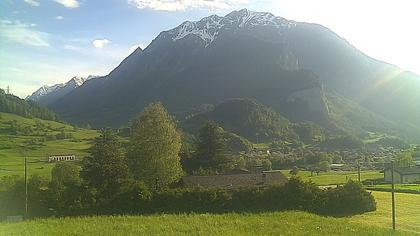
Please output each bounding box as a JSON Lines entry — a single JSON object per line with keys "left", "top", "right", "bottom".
{"left": 1, "top": 0, "right": 419, "bottom": 98}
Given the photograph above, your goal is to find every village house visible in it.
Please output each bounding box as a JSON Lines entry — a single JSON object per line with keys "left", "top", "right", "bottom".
{"left": 182, "top": 170, "right": 288, "bottom": 189}
{"left": 48, "top": 154, "right": 76, "bottom": 162}
{"left": 384, "top": 166, "right": 420, "bottom": 184}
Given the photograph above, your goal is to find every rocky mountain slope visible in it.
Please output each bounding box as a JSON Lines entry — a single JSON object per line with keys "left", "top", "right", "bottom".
{"left": 46, "top": 9, "right": 420, "bottom": 141}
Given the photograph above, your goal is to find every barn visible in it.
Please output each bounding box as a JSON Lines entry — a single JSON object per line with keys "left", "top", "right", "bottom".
{"left": 384, "top": 166, "right": 420, "bottom": 184}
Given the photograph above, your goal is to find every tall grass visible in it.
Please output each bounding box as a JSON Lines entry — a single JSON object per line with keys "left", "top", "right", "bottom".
{"left": 0, "top": 211, "right": 406, "bottom": 236}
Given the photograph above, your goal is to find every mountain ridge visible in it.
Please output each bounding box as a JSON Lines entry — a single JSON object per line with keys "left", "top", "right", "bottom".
{"left": 45, "top": 9, "right": 420, "bottom": 141}
{"left": 27, "top": 75, "right": 100, "bottom": 105}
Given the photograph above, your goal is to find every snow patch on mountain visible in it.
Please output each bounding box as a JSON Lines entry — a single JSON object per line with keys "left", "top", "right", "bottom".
{"left": 170, "top": 9, "right": 296, "bottom": 47}
{"left": 27, "top": 75, "right": 100, "bottom": 102}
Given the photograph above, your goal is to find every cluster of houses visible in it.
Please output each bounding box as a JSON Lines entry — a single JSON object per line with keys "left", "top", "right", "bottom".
{"left": 46, "top": 151, "right": 420, "bottom": 187}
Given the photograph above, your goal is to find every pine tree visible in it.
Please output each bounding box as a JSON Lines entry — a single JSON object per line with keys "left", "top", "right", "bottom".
{"left": 195, "top": 121, "right": 230, "bottom": 172}
{"left": 81, "top": 128, "right": 130, "bottom": 195}
{"left": 127, "top": 102, "right": 183, "bottom": 189}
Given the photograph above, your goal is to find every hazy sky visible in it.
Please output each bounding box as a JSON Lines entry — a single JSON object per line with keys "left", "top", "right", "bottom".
{"left": 1, "top": 0, "right": 419, "bottom": 98}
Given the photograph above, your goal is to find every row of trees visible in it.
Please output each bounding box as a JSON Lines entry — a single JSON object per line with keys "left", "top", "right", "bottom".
{"left": 83, "top": 102, "right": 237, "bottom": 194}
{"left": 0, "top": 102, "right": 378, "bottom": 218}
{"left": 0, "top": 172, "right": 376, "bottom": 218}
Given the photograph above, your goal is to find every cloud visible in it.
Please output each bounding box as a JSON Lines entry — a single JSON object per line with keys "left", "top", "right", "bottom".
{"left": 92, "top": 39, "right": 111, "bottom": 48}
{"left": 0, "top": 20, "right": 50, "bottom": 47}
{"left": 56, "top": 16, "right": 64, "bottom": 20}
{"left": 128, "top": 0, "right": 247, "bottom": 11}
{"left": 54, "top": 0, "right": 79, "bottom": 8}
{"left": 24, "top": 0, "right": 40, "bottom": 7}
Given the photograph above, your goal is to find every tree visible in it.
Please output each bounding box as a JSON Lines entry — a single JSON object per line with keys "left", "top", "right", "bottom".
{"left": 51, "top": 162, "right": 81, "bottom": 186}
{"left": 290, "top": 166, "right": 300, "bottom": 176}
{"left": 195, "top": 121, "right": 230, "bottom": 172}
{"left": 127, "top": 102, "right": 183, "bottom": 189}
{"left": 318, "top": 160, "right": 330, "bottom": 172}
{"left": 262, "top": 159, "right": 272, "bottom": 171}
{"left": 396, "top": 149, "right": 415, "bottom": 167}
{"left": 81, "top": 128, "right": 130, "bottom": 195}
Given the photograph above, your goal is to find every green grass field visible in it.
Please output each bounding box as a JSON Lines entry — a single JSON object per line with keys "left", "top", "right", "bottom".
{"left": 366, "top": 184, "right": 420, "bottom": 193}
{"left": 0, "top": 212, "right": 404, "bottom": 236}
{"left": 281, "top": 169, "right": 383, "bottom": 186}
{"left": 0, "top": 112, "right": 98, "bottom": 178}
{"left": 1, "top": 191, "right": 419, "bottom": 235}
{"left": 351, "top": 191, "right": 420, "bottom": 234}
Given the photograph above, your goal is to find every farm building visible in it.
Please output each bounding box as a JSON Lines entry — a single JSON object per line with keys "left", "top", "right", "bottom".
{"left": 48, "top": 154, "right": 76, "bottom": 162}
{"left": 182, "top": 170, "right": 288, "bottom": 189}
{"left": 384, "top": 166, "right": 420, "bottom": 184}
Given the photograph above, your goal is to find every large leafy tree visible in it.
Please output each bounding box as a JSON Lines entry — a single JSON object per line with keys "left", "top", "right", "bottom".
{"left": 195, "top": 121, "right": 230, "bottom": 172}
{"left": 51, "top": 162, "right": 81, "bottom": 186}
{"left": 81, "top": 129, "right": 130, "bottom": 195}
{"left": 127, "top": 102, "right": 183, "bottom": 189}
{"left": 48, "top": 163, "right": 83, "bottom": 216}
{"left": 396, "top": 149, "right": 415, "bottom": 167}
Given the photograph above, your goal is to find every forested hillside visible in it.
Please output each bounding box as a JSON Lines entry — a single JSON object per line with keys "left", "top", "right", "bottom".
{"left": 0, "top": 89, "right": 59, "bottom": 121}
{"left": 183, "top": 99, "right": 293, "bottom": 142}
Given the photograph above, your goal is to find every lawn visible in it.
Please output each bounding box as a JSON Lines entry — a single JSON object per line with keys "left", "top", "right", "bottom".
{"left": 0, "top": 112, "right": 98, "bottom": 178}
{"left": 281, "top": 169, "right": 383, "bottom": 186}
{"left": 351, "top": 191, "right": 420, "bottom": 234}
{"left": 0, "top": 211, "right": 405, "bottom": 236}
{"left": 366, "top": 184, "right": 420, "bottom": 193}
{"left": 1, "top": 191, "right": 419, "bottom": 235}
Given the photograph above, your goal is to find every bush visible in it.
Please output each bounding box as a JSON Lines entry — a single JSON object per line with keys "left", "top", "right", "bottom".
{"left": 320, "top": 181, "right": 376, "bottom": 216}
{"left": 0, "top": 177, "right": 376, "bottom": 219}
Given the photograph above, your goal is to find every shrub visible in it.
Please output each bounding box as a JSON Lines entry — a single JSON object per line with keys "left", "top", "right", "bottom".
{"left": 320, "top": 181, "right": 376, "bottom": 216}
{"left": 0, "top": 177, "right": 376, "bottom": 219}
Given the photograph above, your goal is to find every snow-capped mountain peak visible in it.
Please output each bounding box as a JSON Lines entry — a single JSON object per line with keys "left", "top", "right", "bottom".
{"left": 169, "top": 9, "right": 296, "bottom": 47}
{"left": 27, "top": 75, "right": 100, "bottom": 105}
{"left": 69, "top": 76, "right": 86, "bottom": 86}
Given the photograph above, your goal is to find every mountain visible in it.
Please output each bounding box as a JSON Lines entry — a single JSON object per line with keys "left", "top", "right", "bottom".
{"left": 0, "top": 89, "right": 59, "bottom": 121}
{"left": 48, "top": 9, "right": 420, "bottom": 141}
{"left": 27, "top": 75, "right": 100, "bottom": 106}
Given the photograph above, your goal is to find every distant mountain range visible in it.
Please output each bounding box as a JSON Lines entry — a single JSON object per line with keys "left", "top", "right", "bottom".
{"left": 31, "top": 9, "right": 420, "bottom": 142}
{"left": 27, "top": 75, "right": 100, "bottom": 105}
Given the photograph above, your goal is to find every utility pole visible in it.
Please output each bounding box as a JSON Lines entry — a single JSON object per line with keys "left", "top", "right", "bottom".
{"left": 6, "top": 86, "right": 10, "bottom": 94}
{"left": 357, "top": 157, "right": 361, "bottom": 182}
{"left": 391, "top": 160, "right": 396, "bottom": 231}
{"left": 24, "top": 157, "right": 28, "bottom": 219}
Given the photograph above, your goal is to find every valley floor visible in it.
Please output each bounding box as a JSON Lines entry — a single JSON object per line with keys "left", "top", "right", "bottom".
{"left": 1, "top": 191, "right": 419, "bottom": 236}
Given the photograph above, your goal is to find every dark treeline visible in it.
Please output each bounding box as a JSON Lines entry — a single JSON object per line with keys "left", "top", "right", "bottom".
{"left": 0, "top": 103, "right": 376, "bottom": 219}
{"left": 0, "top": 89, "right": 59, "bottom": 121}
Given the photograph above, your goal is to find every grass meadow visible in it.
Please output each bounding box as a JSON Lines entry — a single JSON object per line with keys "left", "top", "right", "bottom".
{"left": 280, "top": 169, "right": 383, "bottom": 186}
{"left": 1, "top": 191, "right": 419, "bottom": 235}
{"left": 0, "top": 211, "right": 404, "bottom": 236}
{"left": 0, "top": 112, "right": 98, "bottom": 178}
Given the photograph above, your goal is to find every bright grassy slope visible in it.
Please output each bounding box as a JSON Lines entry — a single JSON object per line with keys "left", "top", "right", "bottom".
{"left": 0, "top": 211, "right": 404, "bottom": 236}
{"left": 1, "top": 191, "right": 419, "bottom": 235}
{"left": 281, "top": 169, "right": 383, "bottom": 186}
{"left": 0, "top": 112, "right": 98, "bottom": 178}
{"left": 351, "top": 191, "right": 420, "bottom": 234}
{"left": 367, "top": 184, "right": 420, "bottom": 192}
